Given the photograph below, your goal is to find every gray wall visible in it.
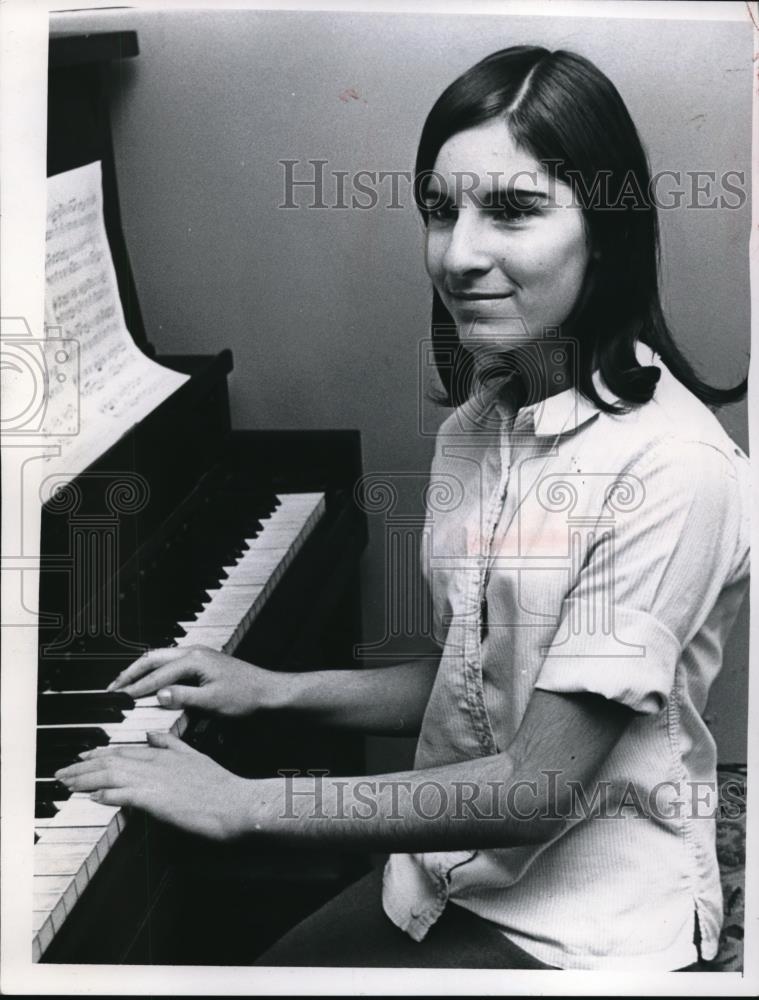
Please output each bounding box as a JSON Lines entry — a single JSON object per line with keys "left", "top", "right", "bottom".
{"left": 52, "top": 7, "right": 752, "bottom": 765}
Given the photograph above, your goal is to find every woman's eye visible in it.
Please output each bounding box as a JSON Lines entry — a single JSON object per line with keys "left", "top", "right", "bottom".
{"left": 490, "top": 198, "right": 537, "bottom": 223}
{"left": 426, "top": 203, "right": 457, "bottom": 223}
{"left": 422, "top": 197, "right": 538, "bottom": 224}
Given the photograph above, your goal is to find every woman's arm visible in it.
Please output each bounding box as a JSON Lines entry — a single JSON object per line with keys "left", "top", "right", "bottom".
{"left": 56, "top": 687, "right": 633, "bottom": 849}
{"left": 270, "top": 659, "right": 440, "bottom": 735}
{"left": 108, "top": 646, "right": 439, "bottom": 736}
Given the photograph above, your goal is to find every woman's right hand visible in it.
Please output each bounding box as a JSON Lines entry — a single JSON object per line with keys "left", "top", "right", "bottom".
{"left": 107, "top": 645, "right": 287, "bottom": 718}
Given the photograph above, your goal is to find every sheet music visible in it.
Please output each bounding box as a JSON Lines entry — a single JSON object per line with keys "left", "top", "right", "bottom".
{"left": 42, "top": 161, "right": 189, "bottom": 482}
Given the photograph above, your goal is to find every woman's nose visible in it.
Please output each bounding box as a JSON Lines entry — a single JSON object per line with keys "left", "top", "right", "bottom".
{"left": 442, "top": 213, "right": 492, "bottom": 276}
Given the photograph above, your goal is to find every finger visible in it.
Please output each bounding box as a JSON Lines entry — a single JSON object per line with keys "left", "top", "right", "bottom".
{"left": 90, "top": 787, "right": 138, "bottom": 807}
{"left": 79, "top": 743, "right": 155, "bottom": 760}
{"left": 56, "top": 746, "right": 161, "bottom": 781}
{"left": 146, "top": 730, "right": 194, "bottom": 753}
{"left": 107, "top": 646, "right": 188, "bottom": 691}
{"left": 156, "top": 683, "right": 212, "bottom": 711}
{"left": 66, "top": 745, "right": 159, "bottom": 766}
{"left": 55, "top": 757, "right": 107, "bottom": 778}
{"left": 121, "top": 660, "right": 202, "bottom": 700}
{"left": 62, "top": 767, "right": 123, "bottom": 792}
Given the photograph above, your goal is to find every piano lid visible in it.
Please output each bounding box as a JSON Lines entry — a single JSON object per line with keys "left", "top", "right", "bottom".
{"left": 47, "top": 31, "right": 150, "bottom": 355}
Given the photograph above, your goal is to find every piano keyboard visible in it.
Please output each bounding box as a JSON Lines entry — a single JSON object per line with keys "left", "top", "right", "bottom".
{"left": 33, "top": 491, "right": 326, "bottom": 961}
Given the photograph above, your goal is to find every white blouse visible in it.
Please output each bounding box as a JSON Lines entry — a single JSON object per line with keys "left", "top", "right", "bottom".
{"left": 382, "top": 343, "right": 750, "bottom": 970}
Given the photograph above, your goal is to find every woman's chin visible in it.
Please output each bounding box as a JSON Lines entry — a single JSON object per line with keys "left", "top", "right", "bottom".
{"left": 457, "top": 315, "right": 536, "bottom": 346}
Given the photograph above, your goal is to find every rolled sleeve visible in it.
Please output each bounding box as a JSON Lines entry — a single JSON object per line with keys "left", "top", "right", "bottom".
{"left": 535, "top": 439, "right": 745, "bottom": 715}
{"left": 536, "top": 602, "right": 682, "bottom": 714}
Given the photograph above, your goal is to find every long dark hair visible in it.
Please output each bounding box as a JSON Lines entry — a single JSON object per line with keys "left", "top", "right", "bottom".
{"left": 415, "top": 46, "right": 747, "bottom": 411}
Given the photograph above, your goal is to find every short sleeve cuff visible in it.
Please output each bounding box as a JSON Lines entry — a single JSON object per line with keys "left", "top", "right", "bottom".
{"left": 535, "top": 600, "right": 682, "bottom": 714}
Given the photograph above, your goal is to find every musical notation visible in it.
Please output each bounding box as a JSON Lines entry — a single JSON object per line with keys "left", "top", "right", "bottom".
{"left": 42, "top": 161, "right": 189, "bottom": 482}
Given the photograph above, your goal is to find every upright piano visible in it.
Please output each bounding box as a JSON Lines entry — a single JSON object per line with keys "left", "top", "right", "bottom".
{"left": 33, "top": 30, "right": 368, "bottom": 964}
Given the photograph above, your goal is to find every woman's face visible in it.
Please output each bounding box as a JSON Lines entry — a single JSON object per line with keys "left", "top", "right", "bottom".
{"left": 424, "top": 119, "right": 590, "bottom": 359}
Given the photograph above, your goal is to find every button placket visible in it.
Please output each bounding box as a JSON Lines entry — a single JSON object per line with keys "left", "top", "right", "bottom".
{"left": 461, "top": 424, "right": 513, "bottom": 757}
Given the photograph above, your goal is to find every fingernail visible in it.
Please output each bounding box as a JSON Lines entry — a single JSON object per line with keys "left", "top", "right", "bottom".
{"left": 157, "top": 688, "right": 172, "bottom": 707}
{"left": 89, "top": 792, "right": 102, "bottom": 802}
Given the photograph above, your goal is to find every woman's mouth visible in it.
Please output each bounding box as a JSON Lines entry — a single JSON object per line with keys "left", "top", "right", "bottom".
{"left": 447, "top": 290, "right": 514, "bottom": 301}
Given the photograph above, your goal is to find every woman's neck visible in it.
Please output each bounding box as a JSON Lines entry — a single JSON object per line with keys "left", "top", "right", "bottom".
{"left": 473, "top": 339, "right": 575, "bottom": 413}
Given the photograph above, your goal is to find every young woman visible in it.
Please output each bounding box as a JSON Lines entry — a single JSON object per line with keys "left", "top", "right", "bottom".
{"left": 57, "top": 46, "right": 750, "bottom": 971}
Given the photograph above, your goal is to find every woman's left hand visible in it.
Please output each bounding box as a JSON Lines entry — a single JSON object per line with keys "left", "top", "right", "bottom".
{"left": 55, "top": 732, "right": 251, "bottom": 841}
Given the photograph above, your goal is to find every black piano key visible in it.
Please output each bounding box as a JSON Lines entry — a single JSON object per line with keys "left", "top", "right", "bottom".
{"left": 36, "top": 752, "right": 85, "bottom": 778}
{"left": 239, "top": 520, "right": 262, "bottom": 539}
{"left": 243, "top": 490, "right": 280, "bottom": 514}
{"left": 37, "top": 727, "right": 110, "bottom": 752}
{"left": 35, "top": 780, "right": 72, "bottom": 804}
{"left": 37, "top": 692, "right": 134, "bottom": 725}
{"left": 179, "top": 596, "right": 208, "bottom": 615}
{"left": 140, "top": 627, "right": 183, "bottom": 646}
{"left": 141, "top": 632, "right": 180, "bottom": 648}
{"left": 35, "top": 800, "right": 59, "bottom": 819}
{"left": 41, "top": 659, "right": 129, "bottom": 693}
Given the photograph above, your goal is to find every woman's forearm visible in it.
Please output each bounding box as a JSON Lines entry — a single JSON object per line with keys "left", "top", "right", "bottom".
{"left": 237, "top": 751, "right": 544, "bottom": 852}
{"left": 265, "top": 659, "right": 439, "bottom": 736}
{"left": 226, "top": 689, "right": 632, "bottom": 851}
{"left": 58, "top": 690, "right": 630, "bottom": 849}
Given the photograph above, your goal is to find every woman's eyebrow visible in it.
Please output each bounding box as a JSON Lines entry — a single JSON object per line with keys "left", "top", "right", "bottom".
{"left": 420, "top": 181, "right": 552, "bottom": 206}
{"left": 481, "top": 183, "right": 551, "bottom": 203}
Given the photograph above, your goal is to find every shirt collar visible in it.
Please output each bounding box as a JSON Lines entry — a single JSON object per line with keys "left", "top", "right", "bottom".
{"left": 495, "top": 342, "right": 659, "bottom": 438}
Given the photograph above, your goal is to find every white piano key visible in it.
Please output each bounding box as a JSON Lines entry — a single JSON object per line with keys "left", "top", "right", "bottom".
{"left": 33, "top": 912, "right": 54, "bottom": 955}
{"left": 223, "top": 548, "right": 286, "bottom": 583}
{"left": 174, "top": 626, "right": 236, "bottom": 651}
{"left": 34, "top": 795, "right": 121, "bottom": 830}
{"left": 34, "top": 843, "right": 96, "bottom": 875}
{"left": 40, "top": 874, "right": 79, "bottom": 913}
{"left": 245, "top": 527, "right": 307, "bottom": 549}
{"left": 33, "top": 897, "right": 68, "bottom": 949}
{"left": 111, "top": 707, "right": 181, "bottom": 728}
{"left": 49, "top": 899, "right": 67, "bottom": 933}
{"left": 192, "top": 586, "right": 264, "bottom": 621}
{"left": 32, "top": 869, "right": 86, "bottom": 961}
{"left": 278, "top": 491, "right": 323, "bottom": 505}
{"left": 34, "top": 891, "right": 64, "bottom": 912}
{"left": 33, "top": 874, "right": 80, "bottom": 937}
{"left": 33, "top": 874, "right": 78, "bottom": 893}
{"left": 33, "top": 844, "right": 90, "bottom": 912}
{"left": 36, "top": 825, "right": 105, "bottom": 845}
{"left": 32, "top": 875, "right": 79, "bottom": 962}
{"left": 34, "top": 824, "right": 116, "bottom": 890}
